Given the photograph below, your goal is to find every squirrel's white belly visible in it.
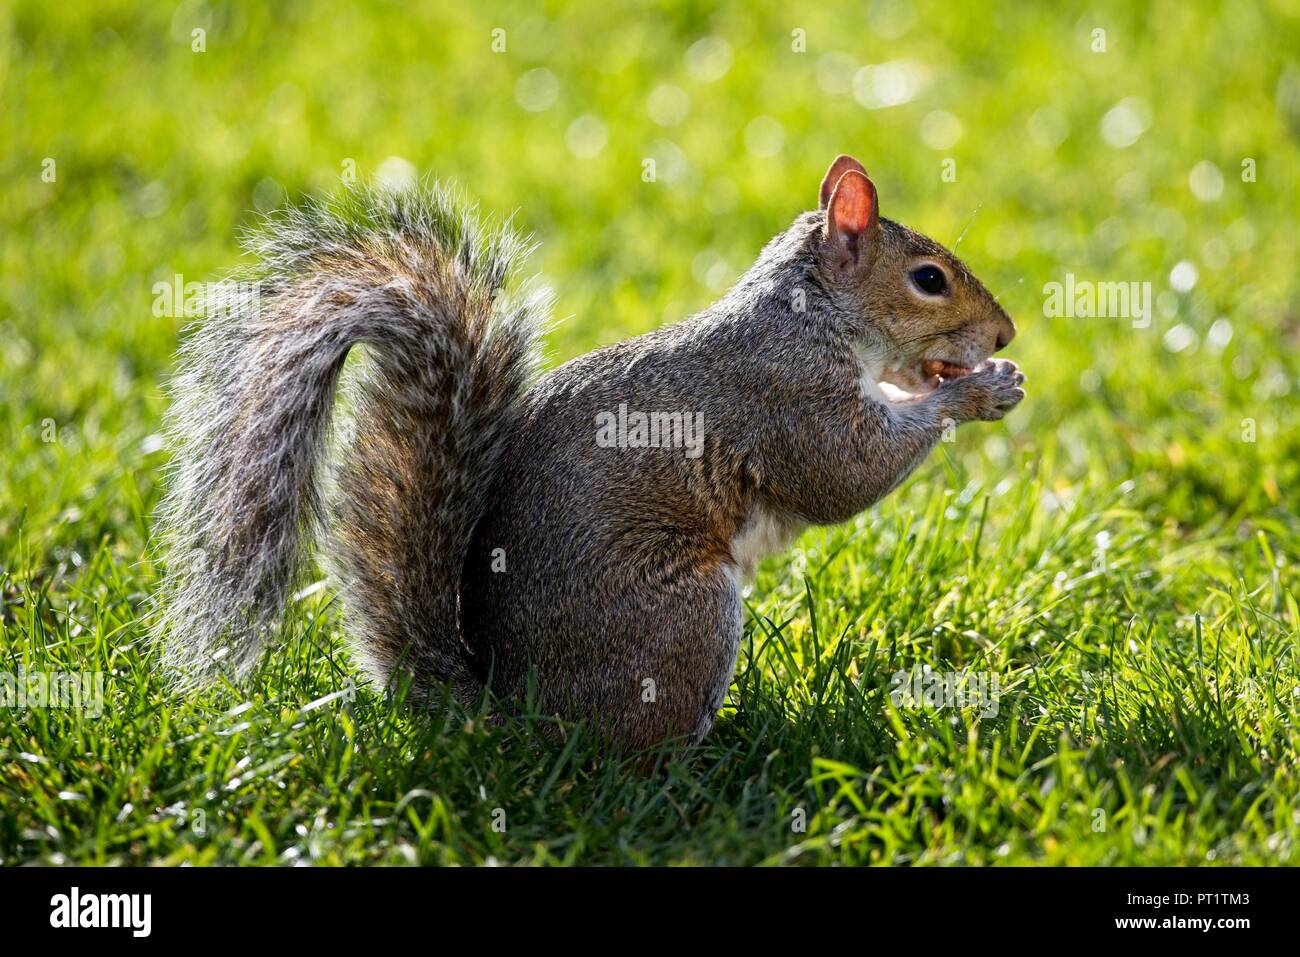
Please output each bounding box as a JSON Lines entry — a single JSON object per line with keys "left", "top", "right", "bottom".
{"left": 728, "top": 504, "right": 804, "bottom": 582}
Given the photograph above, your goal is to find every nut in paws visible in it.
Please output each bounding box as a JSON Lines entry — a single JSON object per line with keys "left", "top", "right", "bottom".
{"left": 951, "top": 358, "right": 1026, "bottom": 421}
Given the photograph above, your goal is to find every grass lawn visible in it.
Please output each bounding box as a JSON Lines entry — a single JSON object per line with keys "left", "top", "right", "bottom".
{"left": 2, "top": 0, "right": 1299, "bottom": 865}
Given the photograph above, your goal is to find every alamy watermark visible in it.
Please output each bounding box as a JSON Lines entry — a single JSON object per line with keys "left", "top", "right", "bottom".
{"left": 1043, "top": 272, "right": 1151, "bottom": 329}
{"left": 1, "top": 667, "right": 104, "bottom": 718}
{"left": 152, "top": 274, "right": 262, "bottom": 318}
{"left": 50, "top": 887, "right": 150, "bottom": 937}
{"left": 595, "top": 403, "right": 704, "bottom": 459}
{"left": 889, "top": 666, "right": 1000, "bottom": 718}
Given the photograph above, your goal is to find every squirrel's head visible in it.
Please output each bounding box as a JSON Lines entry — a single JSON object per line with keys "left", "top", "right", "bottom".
{"left": 814, "top": 154, "right": 1015, "bottom": 396}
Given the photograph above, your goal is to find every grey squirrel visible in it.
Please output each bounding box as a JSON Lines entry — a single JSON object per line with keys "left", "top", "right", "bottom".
{"left": 156, "top": 154, "right": 1024, "bottom": 753}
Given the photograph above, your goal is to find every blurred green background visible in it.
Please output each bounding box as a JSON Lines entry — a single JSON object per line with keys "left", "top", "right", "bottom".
{"left": 3, "top": 1, "right": 1300, "bottom": 865}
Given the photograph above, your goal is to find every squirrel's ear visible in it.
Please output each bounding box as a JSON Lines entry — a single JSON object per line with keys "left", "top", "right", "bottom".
{"left": 823, "top": 169, "right": 879, "bottom": 271}
{"left": 819, "top": 154, "right": 868, "bottom": 209}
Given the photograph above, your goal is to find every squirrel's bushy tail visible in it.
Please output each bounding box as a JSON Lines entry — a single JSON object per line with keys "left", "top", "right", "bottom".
{"left": 154, "top": 180, "right": 546, "bottom": 701}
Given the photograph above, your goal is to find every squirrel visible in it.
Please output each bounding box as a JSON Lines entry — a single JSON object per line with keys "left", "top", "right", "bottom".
{"left": 156, "top": 154, "right": 1024, "bottom": 754}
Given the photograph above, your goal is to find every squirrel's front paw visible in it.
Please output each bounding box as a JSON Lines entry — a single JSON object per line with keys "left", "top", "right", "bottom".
{"left": 944, "top": 358, "right": 1026, "bottom": 422}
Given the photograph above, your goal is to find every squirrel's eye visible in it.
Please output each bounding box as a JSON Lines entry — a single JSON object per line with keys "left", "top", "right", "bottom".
{"left": 910, "top": 265, "right": 948, "bottom": 296}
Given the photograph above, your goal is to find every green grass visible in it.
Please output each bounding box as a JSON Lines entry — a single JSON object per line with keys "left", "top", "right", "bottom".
{"left": 3, "top": 0, "right": 1300, "bottom": 865}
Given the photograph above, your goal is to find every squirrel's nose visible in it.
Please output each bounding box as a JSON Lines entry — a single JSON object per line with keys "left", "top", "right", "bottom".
{"left": 995, "top": 320, "right": 1015, "bottom": 352}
